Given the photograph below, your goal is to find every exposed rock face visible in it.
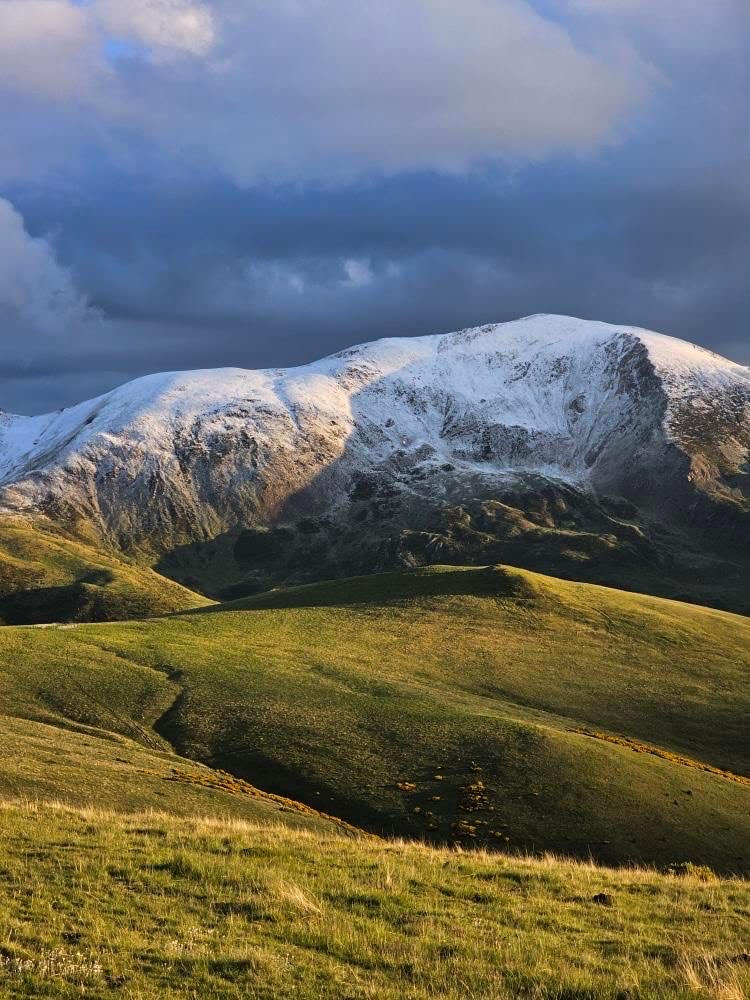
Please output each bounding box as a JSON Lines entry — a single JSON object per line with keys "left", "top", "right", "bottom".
{"left": 0, "top": 315, "right": 748, "bottom": 606}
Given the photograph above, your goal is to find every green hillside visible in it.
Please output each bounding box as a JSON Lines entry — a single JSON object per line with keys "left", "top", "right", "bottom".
{"left": 0, "top": 799, "right": 748, "bottom": 1000}
{"left": 0, "top": 517, "right": 211, "bottom": 624}
{"left": 1, "top": 564, "right": 747, "bottom": 872}
{"left": 0, "top": 714, "right": 357, "bottom": 837}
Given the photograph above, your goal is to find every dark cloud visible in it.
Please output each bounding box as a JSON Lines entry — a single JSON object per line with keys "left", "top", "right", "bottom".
{"left": 0, "top": 1, "right": 747, "bottom": 413}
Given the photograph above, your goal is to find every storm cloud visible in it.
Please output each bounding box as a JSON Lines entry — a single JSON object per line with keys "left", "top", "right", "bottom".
{"left": 0, "top": 0, "right": 747, "bottom": 413}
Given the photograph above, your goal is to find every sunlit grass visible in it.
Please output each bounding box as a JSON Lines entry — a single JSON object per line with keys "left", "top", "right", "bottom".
{"left": 0, "top": 564, "right": 748, "bottom": 870}
{"left": 0, "top": 799, "right": 748, "bottom": 999}
{"left": 0, "top": 516, "right": 209, "bottom": 624}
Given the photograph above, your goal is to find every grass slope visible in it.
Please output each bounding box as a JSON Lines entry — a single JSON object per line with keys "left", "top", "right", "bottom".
{"left": 1, "top": 564, "right": 747, "bottom": 871}
{"left": 0, "top": 714, "right": 354, "bottom": 835}
{"left": 0, "top": 800, "right": 749, "bottom": 999}
{"left": 0, "top": 517, "right": 210, "bottom": 624}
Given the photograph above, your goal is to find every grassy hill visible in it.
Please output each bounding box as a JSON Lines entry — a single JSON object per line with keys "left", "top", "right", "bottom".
{"left": 0, "top": 517, "right": 210, "bottom": 624}
{"left": 0, "top": 799, "right": 748, "bottom": 999}
{"left": 0, "top": 714, "right": 357, "bottom": 836}
{"left": 1, "top": 564, "right": 747, "bottom": 872}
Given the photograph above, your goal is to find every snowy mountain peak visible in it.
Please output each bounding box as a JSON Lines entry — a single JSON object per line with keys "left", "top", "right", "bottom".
{"left": 0, "top": 315, "right": 747, "bottom": 560}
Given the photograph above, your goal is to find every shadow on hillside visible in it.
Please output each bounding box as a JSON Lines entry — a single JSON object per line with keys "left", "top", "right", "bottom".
{"left": 0, "top": 570, "right": 118, "bottom": 625}
{"left": 188, "top": 564, "right": 542, "bottom": 615}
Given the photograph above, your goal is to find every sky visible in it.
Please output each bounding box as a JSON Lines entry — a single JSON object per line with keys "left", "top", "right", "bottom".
{"left": 0, "top": 0, "right": 748, "bottom": 414}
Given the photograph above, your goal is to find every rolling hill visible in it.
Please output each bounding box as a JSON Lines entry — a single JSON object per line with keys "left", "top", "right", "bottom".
{"left": 0, "top": 516, "right": 210, "bottom": 625}
{"left": 0, "top": 714, "right": 354, "bottom": 836}
{"left": 0, "top": 314, "right": 747, "bottom": 996}
{"left": 2, "top": 564, "right": 748, "bottom": 873}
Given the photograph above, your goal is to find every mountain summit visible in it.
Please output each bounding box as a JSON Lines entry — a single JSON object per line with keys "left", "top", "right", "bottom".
{"left": 1, "top": 315, "right": 748, "bottom": 611}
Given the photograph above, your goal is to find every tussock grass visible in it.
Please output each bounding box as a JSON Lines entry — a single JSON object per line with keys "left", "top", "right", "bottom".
{"left": 0, "top": 799, "right": 748, "bottom": 999}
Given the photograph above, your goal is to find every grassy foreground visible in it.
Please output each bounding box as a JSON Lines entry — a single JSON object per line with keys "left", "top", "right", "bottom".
{"left": 1, "top": 564, "right": 748, "bottom": 870}
{"left": 0, "top": 799, "right": 748, "bottom": 1000}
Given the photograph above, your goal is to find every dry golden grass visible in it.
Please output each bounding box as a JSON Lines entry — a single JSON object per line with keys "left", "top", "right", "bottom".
{"left": 0, "top": 798, "right": 748, "bottom": 999}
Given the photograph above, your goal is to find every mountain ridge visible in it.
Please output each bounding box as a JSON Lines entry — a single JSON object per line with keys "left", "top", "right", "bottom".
{"left": 0, "top": 314, "right": 747, "bottom": 616}
{"left": 2, "top": 314, "right": 748, "bottom": 496}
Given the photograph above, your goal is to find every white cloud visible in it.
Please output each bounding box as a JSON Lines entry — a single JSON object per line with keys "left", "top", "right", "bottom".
{"left": 0, "top": 0, "right": 657, "bottom": 184}
{"left": 0, "top": 0, "right": 100, "bottom": 98}
{"left": 342, "top": 259, "right": 374, "bottom": 288}
{"left": 0, "top": 199, "right": 102, "bottom": 354}
{"left": 0, "top": 0, "right": 215, "bottom": 103}
{"left": 94, "top": 0, "right": 216, "bottom": 58}
{"left": 193, "top": 0, "right": 654, "bottom": 181}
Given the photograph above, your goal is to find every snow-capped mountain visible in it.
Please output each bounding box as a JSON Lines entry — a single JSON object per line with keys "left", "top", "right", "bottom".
{"left": 0, "top": 315, "right": 748, "bottom": 593}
